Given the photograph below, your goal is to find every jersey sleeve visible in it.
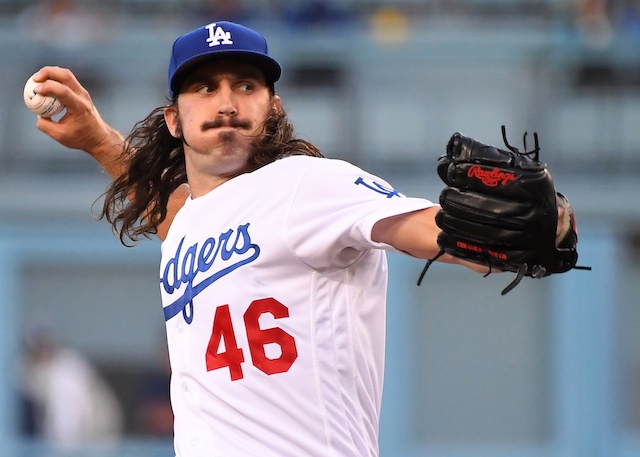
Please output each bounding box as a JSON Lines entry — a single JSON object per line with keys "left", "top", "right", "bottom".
{"left": 284, "top": 158, "right": 435, "bottom": 270}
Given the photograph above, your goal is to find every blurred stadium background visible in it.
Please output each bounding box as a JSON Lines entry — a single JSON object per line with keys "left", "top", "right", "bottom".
{"left": 0, "top": 0, "right": 639, "bottom": 456}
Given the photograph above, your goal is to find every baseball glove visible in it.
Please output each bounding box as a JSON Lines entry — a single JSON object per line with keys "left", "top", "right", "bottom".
{"left": 417, "top": 126, "right": 590, "bottom": 295}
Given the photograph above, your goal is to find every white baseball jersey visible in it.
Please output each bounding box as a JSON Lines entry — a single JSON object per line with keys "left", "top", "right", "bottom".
{"left": 159, "top": 155, "right": 434, "bottom": 457}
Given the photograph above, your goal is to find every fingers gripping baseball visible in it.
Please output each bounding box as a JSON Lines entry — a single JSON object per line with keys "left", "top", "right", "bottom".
{"left": 24, "top": 74, "right": 64, "bottom": 117}
{"left": 28, "top": 67, "right": 117, "bottom": 155}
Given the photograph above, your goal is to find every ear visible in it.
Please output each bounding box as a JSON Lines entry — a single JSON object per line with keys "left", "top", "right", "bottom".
{"left": 271, "top": 94, "right": 282, "bottom": 113}
{"left": 164, "top": 105, "right": 180, "bottom": 138}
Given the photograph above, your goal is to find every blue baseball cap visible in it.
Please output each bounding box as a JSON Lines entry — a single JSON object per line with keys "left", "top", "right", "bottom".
{"left": 168, "top": 21, "right": 282, "bottom": 99}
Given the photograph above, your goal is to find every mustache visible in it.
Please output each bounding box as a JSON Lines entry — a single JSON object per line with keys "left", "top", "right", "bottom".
{"left": 201, "top": 118, "right": 252, "bottom": 131}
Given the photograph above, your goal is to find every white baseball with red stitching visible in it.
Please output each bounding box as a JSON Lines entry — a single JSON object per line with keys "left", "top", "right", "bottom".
{"left": 23, "top": 74, "right": 64, "bottom": 118}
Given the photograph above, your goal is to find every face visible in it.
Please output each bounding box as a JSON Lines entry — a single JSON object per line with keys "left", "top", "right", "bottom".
{"left": 164, "top": 59, "right": 281, "bottom": 196}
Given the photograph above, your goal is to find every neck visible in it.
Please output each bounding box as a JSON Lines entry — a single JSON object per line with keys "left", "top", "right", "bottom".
{"left": 186, "top": 165, "right": 252, "bottom": 198}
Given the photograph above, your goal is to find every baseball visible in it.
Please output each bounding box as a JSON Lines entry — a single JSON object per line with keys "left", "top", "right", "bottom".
{"left": 23, "top": 74, "right": 64, "bottom": 117}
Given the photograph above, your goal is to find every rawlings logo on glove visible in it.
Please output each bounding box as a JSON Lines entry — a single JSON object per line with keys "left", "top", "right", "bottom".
{"left": 467, "top": 165, "right": 516, "bottom": 187}
{"left": 418, "top": 126, "right": 590, "bottom": 295}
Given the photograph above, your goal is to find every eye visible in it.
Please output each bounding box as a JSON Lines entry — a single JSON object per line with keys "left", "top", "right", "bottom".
{"left": 195, "top": 83, "right": 215, "bottom": 94}
{"left": 237, "top": 82, "right": 254, "bottom": 93}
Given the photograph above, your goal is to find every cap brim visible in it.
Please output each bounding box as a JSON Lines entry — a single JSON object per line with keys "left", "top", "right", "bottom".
{"left": 170, "top": 51, "right": 282, "bottom": 97}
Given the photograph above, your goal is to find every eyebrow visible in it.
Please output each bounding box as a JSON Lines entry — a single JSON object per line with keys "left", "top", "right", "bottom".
{"left": 233, "top": 68, "right": 266, "bottom": 82}
{"left": 186, "top": 67, "right": 266, "bottom": 87}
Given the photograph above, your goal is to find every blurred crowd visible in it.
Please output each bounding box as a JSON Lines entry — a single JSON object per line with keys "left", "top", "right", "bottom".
{"left": 9, "top": 0, "right": 357, "bottom": 28}
{"left": 5, "top": 0, "right": 640, "bottom": 52}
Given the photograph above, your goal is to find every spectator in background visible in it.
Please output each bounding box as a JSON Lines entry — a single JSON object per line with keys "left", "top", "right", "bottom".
{"left": 17, "top": 0, "right": 115, "bottom": 50}
{"left": 281, "top": 0, "right": 353, "bottom": 29}
{"left": 19, "top": 328, "right": 124, "bottom": 447}
{"left": 615, "top": 0, "right": 640, "bottom": 38}
{"left": 191, "top": 0, "right": 251, "bottom": 25}
{"left": 574, "top": 0, "right": 614, "bottom": 48}
{"left": 135, "top": 342, "right": 173, "bottom": 437}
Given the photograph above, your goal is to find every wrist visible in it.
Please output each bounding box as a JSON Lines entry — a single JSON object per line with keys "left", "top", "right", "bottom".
{"left": 90, "top": 127, "right": 127, "bottom": 178}
{"left": 555, "top": 193, "right": 573, "bottom": 246}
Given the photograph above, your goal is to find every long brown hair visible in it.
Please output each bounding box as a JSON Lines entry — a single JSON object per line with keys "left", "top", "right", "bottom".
{"left": 100, "top": 100, "right": 324, "bottom": 246}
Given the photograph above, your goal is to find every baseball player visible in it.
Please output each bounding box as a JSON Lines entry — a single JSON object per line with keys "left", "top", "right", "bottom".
{"left": 30, "top": 20, "right": 580, "bottom": 457}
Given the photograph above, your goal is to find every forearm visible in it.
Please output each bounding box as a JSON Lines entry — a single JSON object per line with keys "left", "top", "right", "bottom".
{"left": 371, "top": 206, "right": 492, "bottom": 274}
{"left": 371, "top": 206, "right": 442, "bottom": 260}
{"left": 86, "top": 126, "right": 128, "bottom": 180}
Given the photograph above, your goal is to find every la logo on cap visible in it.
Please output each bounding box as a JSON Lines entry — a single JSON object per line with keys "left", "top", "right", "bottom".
{"left": 206, "top": 23, "right": 233, "bottom": 47}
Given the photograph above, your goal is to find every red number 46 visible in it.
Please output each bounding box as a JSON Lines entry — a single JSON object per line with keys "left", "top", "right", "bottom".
{"left": 205, "top": 297, "right": 298, "bottom": 381}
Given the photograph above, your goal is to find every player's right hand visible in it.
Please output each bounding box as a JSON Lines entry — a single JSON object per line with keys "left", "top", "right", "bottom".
{"left": 31, "top": 66, "right": 125, "bottom": 163}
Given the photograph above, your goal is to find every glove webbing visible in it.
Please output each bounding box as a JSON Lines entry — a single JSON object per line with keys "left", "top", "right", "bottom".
{"left": 417, "top": 253, "right": 592, "bottom": 295}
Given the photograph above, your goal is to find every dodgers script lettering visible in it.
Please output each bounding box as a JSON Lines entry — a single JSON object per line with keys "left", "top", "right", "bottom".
{"left": 161, "top": 223, "right": 260, "bottom": 323}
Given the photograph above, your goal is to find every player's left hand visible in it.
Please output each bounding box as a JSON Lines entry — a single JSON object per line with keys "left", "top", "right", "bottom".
{"left": 418, "top": 126, "right": 590, "bottom": 295}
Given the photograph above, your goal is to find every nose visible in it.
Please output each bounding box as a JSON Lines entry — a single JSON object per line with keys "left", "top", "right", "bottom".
{"left": 216, "top": 84, "right": 237, "bottom": 117}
